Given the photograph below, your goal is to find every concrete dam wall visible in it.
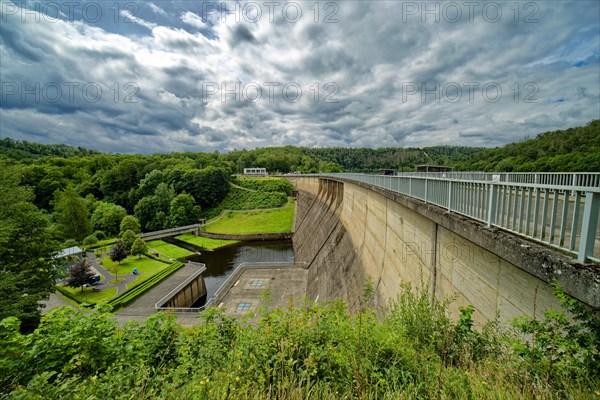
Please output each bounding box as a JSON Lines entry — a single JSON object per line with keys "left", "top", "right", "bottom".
{"left": 289, "top": 176, "right": 599, "bottom": 324}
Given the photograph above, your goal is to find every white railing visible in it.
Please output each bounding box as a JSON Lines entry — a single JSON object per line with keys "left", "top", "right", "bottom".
{"left": 319, "top": 173, "right": 600, "bottom": 263}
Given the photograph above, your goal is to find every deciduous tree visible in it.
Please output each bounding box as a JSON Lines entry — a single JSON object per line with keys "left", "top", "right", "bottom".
{"left": 65, "top": 260, "right": 96, "bottom": 291}
{"left": 53, "top": 186, "right": 92, "bottom": 242}
{"left": 130, "top": 238, "right": 148, "bottom": 259}
{"left": 91, "top": 202, "right": 127, "bottom": 237}
{"left": 119, "top": 215, "right": 141, "bottom": 235}
{"left": 168, "top": 193, "right": 201, "bottom": 227}
{"left": 121, "top": 230, "right": 137, "bottom": 252}
{"left": 109, "top": 240, "right": 128, "bottom": 264}
{"left": 0, "top": 163, "right": 59, "bottom": 332}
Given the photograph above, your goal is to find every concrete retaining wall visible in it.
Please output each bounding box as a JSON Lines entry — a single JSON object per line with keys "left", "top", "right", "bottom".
{"left": 160, "top": 275, "right": 207, "bottom": 308}
{"left": 196, "top": 231, "right": 293, "bottom": 241}
{"left": 289, "top": 176, "right": 599, "bottom": 324}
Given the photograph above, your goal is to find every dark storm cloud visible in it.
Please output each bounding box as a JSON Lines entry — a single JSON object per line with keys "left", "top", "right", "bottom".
{"left": 1, "top": 0, "right": 599, "bottom": 153}
{"left": 228, "top": 25, "right": 256, "bottom": 48}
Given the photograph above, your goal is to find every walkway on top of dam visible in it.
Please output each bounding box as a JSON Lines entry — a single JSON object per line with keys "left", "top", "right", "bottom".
{"left": 291, "top": 172, "right": 600, "bottom": 263}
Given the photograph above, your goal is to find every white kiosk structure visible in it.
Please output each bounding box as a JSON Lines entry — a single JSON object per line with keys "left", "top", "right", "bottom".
{"left": 243, "top": 168, "right": 267, "bottom": 176}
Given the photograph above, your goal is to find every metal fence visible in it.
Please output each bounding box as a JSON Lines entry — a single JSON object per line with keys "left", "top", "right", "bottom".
{"left": 321, "top": 173, "right": 600, "bottom": 263}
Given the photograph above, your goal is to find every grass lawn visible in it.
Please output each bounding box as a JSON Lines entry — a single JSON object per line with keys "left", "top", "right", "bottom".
{"left": 147, "top": 240, "right": 194, "bottom": 259}
{"left": 100, "top": 254, "right": 167, "bottom": 277}
{"left": 203, "top": 198, "right": 295, "bottom": 234}
{"left": 60, "top": 286, "right": 117, "bottom": 304}
{"left": 176, "top": 233, "right": 238, "bottom": 250}
{"left": 126, "top": 263, "right": 171, "bottom": 290}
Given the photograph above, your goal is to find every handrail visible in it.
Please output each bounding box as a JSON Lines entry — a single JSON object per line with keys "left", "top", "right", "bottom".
{"left": 140, "top": 224, "right": 200, "bottom": 239}
{"left": 289, "top": 173, "right": 599, "bottom": 263}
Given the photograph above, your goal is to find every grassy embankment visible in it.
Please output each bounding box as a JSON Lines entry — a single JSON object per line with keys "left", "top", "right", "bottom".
{"left": 202, "top": 177, "right": 295, "bottom": 234}
{"left": 58, "top": 286, "right": 117, "bottom": 304}
{"left": 174, "top": 234, "right": 239, "bottom": 250}
{"left": 201, "top": 177, "right": 293, "bottom": 220}
{"left": 203, "top": 198, "right": 295, "bottom": 234}
{"left": 176, "top": 177, "right": 295, "bottom": 246}
{"left": 146, "top": 240, "right": 194, "bottom": 259}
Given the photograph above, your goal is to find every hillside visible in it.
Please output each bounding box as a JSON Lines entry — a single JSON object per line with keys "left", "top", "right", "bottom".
{"left": 0, "top": 138, "right": 101, "bottom": 159}
{"left": 453, "top": 120, "right": 600, "bottom": 172}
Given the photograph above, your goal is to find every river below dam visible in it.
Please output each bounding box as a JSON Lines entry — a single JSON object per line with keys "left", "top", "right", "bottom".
{"left": 177, "top": 240, "right": 294, "bottom": 301}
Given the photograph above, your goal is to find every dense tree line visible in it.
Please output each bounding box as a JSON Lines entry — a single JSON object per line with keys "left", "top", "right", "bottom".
{"left": 0, "top": 163, "right": 59, "bottom": 332}
{"left": 0, "top": 138, "right": 99, "bottom": 159}
{"left": 453, "top": 120, "right": 600, "bottom": 172}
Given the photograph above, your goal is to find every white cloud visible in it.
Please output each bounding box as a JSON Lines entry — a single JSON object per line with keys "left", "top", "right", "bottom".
{"left": 119, "top": 10, "right": 156, "bottom": 30}
{"left": 148, "top": 3, "right": 168, "bottom": 17}
{"left": 181, "top": 11, "right": 207, "bottom": 29}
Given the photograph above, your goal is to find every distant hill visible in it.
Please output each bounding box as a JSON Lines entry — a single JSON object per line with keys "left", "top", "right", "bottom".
{"left": 0, "top": 138, "right": 101, "bottom": 159}
{"left": 452, "top": 120, "right": 600, "bottom": 172}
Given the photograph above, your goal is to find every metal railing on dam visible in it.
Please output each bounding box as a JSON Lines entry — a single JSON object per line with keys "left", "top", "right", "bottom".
{"left": 312, "top": 172, "right": 600, "bottom": 263}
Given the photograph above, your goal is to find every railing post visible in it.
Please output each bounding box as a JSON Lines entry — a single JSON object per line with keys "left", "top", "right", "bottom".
{"left": 448, "top": 181, "right": 453, "bottom": 211}
{"left": 424, "top": 177, "right": 428, "bottom": 203}
{"left": 578, "top": 192, "right": 600, "bottom": 262}
{"left": 487, "top": 183, "right": 498, "bottom": 227}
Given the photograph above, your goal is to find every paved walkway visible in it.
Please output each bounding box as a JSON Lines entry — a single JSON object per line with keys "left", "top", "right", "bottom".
{"left": 114, "top": 262, "right": 205, "bottom": 326}
{"left": 41, "top": 293, "right": 75, "bottom": 314}
{"left": 42, "top": 253, "right": 144, "bottom": 315}
{"left": 87, "top": 253, "right": 139, "bottom": 295}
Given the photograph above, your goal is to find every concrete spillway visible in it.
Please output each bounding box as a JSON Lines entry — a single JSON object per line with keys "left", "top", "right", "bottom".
{"left": 290, "top": 176, "right": 599, "bottom": 325}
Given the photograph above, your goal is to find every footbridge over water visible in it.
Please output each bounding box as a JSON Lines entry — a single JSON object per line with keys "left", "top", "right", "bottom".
{"left": 139, "top": 224, "right": 201, "bottom": 241}
{"left": 287, "top": 172, "right": 599, "bottom": 324}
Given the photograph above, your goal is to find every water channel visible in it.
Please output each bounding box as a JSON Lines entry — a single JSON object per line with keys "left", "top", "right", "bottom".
{"left": 167, "top": 239, "right": 294, "bottom": 301}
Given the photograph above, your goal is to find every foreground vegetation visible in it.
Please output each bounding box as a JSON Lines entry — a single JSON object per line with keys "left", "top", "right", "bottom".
{"left": 204, "top": 199, "right": 295, "bottom": 234}
{"left": 1, "top": 284, "right": 598, "bottom": 399}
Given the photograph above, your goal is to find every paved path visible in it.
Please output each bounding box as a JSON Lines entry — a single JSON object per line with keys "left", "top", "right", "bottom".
{"left": 114, "top": 262, "right": 205, "bottom": 326}
{"left": 41, "top": 293, "right": 75, "bottom": 314}
{"left": 87, "top": 253, "right": 139, "bottom": 295}
{"left": 42, "top": 253, "right": 142, "bottom": 314}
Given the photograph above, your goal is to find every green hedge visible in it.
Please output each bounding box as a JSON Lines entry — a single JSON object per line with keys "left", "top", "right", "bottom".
{"left": 55, "top": 286, "right": 90, "bottom": 306}
{"left": 107, "top": 262, "right": 184, "bottom": 310}
{"left": 233, "top": 177, "right": 294, "bottom": 193}
{"left": 143, "top": 251, "right": 173, "bottom": 264}
{"left": 201, "top": 187, "right": 287, "bottom": 219}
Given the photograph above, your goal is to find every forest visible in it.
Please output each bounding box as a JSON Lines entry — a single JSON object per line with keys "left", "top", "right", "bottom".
{"left": 0, "top": 120, "right": 598, "bottom": 328}
{"left": 0, "top": 120, "right": 599, "bottom": 398}
{"left": 0, "top": 120, "right": 600, "bottom": 329}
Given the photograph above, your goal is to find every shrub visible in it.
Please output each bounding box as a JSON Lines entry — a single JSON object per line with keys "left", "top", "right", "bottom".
{"left": 82, "top": 234, "right": 98, "bottom": 246}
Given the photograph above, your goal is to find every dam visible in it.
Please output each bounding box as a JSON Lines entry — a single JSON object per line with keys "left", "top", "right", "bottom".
{"left": 286, "top": 173, "right": 599, "bottom": 324}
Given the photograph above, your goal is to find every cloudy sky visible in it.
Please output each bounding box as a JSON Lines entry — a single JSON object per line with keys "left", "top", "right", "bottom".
{"left": 1, "top": 0, "right": 598, "bottom": 153}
